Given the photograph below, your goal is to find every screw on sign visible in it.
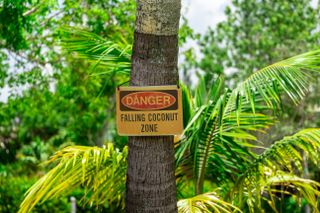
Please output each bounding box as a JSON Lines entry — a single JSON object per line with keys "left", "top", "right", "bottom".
{"left": 116, "top": 85, "right": 183, "bottom": 136}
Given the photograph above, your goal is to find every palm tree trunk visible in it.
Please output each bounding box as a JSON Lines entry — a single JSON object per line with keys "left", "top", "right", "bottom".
{"left": 126, "top": 0, "right": 181, "bottom": 212}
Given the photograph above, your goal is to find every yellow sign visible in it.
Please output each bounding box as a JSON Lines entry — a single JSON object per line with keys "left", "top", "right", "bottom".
{"left": 116, "top": 85, "right": 183, "bottom": 136}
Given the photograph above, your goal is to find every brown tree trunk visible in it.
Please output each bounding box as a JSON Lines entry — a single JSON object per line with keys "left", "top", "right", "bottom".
{"left": 126, "top": 0, "right": 181, "bottom": 212}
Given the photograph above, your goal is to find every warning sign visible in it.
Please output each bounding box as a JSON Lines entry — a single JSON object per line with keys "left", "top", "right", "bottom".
{"left": 116, "top": 85, "right": 183, "bottom": 136}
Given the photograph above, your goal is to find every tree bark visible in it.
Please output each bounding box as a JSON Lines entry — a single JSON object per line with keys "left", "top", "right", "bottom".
{"left": 126, "top": 0, "right": 181, "bottom": 212}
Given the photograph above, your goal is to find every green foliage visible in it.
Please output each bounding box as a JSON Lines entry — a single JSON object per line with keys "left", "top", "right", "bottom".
{"left": 197, "top": 0, "right": 320, "bottom": 82}
{"left": 0, "top": 0, "right": 137, "bottom": 159}
{"left": 19, "top": 143, "right": 127, "bottom": 213}
{"left": 0, "top": 163, "right": 112, "bottom": 213}
{"left": 0, "top": 0, "right": 194, "bottom": 212}
{"left": 190, "top": 0, "right": 320, "bottom": 158}
{"left": 0, "top": 175, "right": 70, "bottom": 213}
{"left": 0, "top": 0, "right": 56, "bottom": 50}
{"left": 180, "top": 82, "right": 192, "bottom": 128}
{"left": 175, "top": 48, "right": 320, "bottom": 212}
{"left": 177, "top": 192, "right": 241, "bottom": 213}
{"left": 1, "top": 0, "right": 320, "bottom": 212}
{"left": 0, "top": 0, "right": 27, "bottom": 50}
{"left": 61, "top": 28, "right": 131, "bottom": 77}
{"left": 226, "top": 49, "right": 320, "bottom": 115}
{"left": 19, "top": 45, "right": 320, "bottom": 212}
{"left": 176, "top": 48, "right": 320, "bottom": 195}
{"left": 233, "top": 129, "right": 320, "bottom": 211}
{"left": 0, "top": 1, "right": 137, "bottom": 209}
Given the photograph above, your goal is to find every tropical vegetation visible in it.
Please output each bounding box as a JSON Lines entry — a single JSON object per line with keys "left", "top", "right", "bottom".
{"left": 19, "top": 30, "right": 320, "bottom": 212}
{"left": 1, "top": 0, "right": 320, "bottom": 212}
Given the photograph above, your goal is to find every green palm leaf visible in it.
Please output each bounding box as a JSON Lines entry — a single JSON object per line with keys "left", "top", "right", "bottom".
{"left": 264, "top": 173, "right": 320, "bottom": 211}
{"left": 19, "top": 143, "right": 127, "bottom": 213}
{"left": 181, "top": 82, "right": 193, "bottom": 128}
{"left": 233, "top": 128, "right": 320, "bottom": 212}
{"left": 177, "top": 191, "right": 242, "bottom": 213}
{"left": 61, "top": 28, "right": 132, "bottom": 76}
{"left": 176, "top": 49, "right": 320, "bottom": 195}
{"left": 226, "top": 49, "right": 320, "bottom": 116}
{"left": 176, "top": 77, "right": 274, "bottom": 194}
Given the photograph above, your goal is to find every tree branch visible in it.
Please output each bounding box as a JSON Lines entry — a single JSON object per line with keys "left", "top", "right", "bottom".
{"left": 23, "top": 6, "right": 40, "bottom": 17}
{"left": 41, "top": 11, "right": 63, "bottom": 26}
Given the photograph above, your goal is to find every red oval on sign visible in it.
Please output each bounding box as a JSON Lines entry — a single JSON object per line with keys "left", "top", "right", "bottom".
{"left": 121, "top": 92, "right": 176, "bottom": 110}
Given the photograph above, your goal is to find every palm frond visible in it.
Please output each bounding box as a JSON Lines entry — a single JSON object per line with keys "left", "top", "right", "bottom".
{"left": 226, "top": 49, "right": 320, "bottom": 115}
{"left": 177, "top": 192, "right": 242, "bottom": 213}
{"left": 19, "top": 143, "right": 127, "bottom": 213}
{"left": 60, "top": 28, "right": 131, "bottom": 75}
{"left": 177, "top": 50, "right": 320, "bottom": 195}
{"left": 265, "top": 173, "right": 320, "bottom": 211}
{"left": 233, "top": 128, "right": 320, "bottom": 212}
{"left": 180, "top": 82, "right": 193, "bottom": 128}
{"left": 176, "top": 78, "right": 274, "bottom": 193}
